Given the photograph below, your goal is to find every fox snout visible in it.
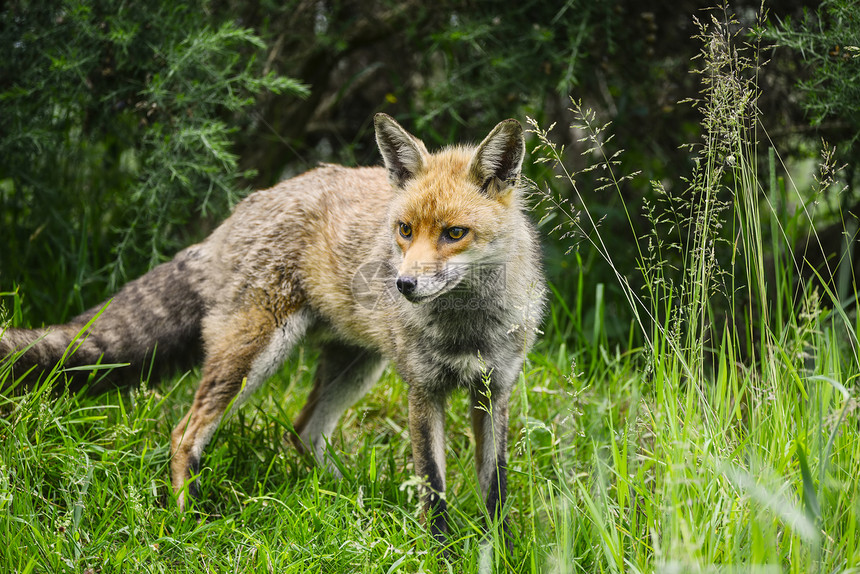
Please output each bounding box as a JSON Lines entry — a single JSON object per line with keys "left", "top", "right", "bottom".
{"left": 395, "top": 275, "right": 418, "bottom": 297}
{"left": 394, "top": 261, "right": 468, "bottom": 303}
{"left": 395, "top": 271, "right": 431, "bottom": 303}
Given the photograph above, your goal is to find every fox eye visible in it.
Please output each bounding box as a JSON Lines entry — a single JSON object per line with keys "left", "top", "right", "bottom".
{"left": 445, "top": 227, "right": 468, "bottom": 241}
{"left": 399, "top": 222, "right": 412, "bottom": 239}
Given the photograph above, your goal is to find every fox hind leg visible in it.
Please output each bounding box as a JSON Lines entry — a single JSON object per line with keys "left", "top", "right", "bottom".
{"left": 171, "top": 306, "right": 312, "bottom": 509}
{"left": 291, "top": 341, "right": 386, "bottom": 474}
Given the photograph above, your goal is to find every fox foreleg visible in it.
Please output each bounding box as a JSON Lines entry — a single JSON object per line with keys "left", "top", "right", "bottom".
{"left": 471, "top": 384, "right": 513, "bottom": 549}
{"left": 407, "top": 388, "right": 449, "bottom": 547}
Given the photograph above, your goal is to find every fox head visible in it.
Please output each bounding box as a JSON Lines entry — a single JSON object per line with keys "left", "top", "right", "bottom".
{"left": 374, "top": 113, "right": 525, "bottom": 303}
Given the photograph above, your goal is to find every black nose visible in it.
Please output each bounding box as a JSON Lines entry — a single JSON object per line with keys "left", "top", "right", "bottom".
{"left": 396, "top": 276, "right": 417, "bottom": 295}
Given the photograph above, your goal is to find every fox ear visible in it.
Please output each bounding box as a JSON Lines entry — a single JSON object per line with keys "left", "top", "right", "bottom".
{"left": 468, "top": 119, "right": 525, "bottom": 197}
{"left": 374, "top": 113, "right": 428, "bottom": 188}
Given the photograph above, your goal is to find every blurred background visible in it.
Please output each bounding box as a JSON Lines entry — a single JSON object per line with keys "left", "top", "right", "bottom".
{"left": 0, "top": 0, "right": 856, "bottom": 349}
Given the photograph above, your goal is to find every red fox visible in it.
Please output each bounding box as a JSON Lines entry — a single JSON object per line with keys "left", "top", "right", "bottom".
{"left": 1, "top": 114, "right": 544, "bottom": 553}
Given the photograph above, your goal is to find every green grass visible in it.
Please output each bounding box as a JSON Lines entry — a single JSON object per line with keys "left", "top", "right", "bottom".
{"left": 3, "top": 9, "right": 860, "bottom": 574}
{"left": 0, "top": 342, "right": 558, "bottom": 573}
{"left": 2, "top": 280, "right": 857, "bottom": 573}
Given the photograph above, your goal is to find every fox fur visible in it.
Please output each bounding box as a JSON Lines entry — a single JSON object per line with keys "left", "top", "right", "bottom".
{"left": 0, "top": 114, "right": 545, "bottom": 554}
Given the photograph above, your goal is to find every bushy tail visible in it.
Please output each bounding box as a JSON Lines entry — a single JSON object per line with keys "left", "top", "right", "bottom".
{"left": 1, "top": 254, "right": 206, "bottom": 393}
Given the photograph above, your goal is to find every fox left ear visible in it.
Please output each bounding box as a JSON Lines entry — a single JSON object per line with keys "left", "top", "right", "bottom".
{"left": 468, "top": 119, "right": 525, "bottom": 198}
{"left": 374, "top": 113, "right": 429, "bottom": 188}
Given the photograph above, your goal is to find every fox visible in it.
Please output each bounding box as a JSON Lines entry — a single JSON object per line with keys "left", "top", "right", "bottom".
{"left": 0, "top": 113, "right": 545, "bottom": 554}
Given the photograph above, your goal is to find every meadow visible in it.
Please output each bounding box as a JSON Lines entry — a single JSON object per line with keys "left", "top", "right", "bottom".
{"left": 2, "top": 11, "right": 859, "bottom": 574}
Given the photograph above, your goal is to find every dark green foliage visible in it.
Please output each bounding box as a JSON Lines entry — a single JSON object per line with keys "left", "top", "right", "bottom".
{"left": 765, "top": 0, "right": 860, "bottom": 309}
{"left": 413, "top": 1, "right": 615, "bottom": 127}
{"left": 0, "top": 0, "right": 307, "bottom": 324}
{"left": 0, "top": 0, "right": 855, "bottom": 343}
{"left": 769, "top": 0, "right": 860, "bottom": 135}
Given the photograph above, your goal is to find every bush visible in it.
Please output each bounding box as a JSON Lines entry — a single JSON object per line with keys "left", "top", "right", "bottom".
{"left": 0, "top": 0, "right": 307, "bottom": 323}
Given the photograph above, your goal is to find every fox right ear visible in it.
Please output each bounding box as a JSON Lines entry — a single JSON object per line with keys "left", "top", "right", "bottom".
{"left": 468, "top": 118, "right": 525, "bottom": 198}
{"left": 374, "top": 113, "right": 428, "bottom": 188}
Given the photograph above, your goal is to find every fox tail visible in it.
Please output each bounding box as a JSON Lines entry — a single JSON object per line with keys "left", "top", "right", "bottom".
{"left": 1, "top": 255, "right": 205, "bottom": 393}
